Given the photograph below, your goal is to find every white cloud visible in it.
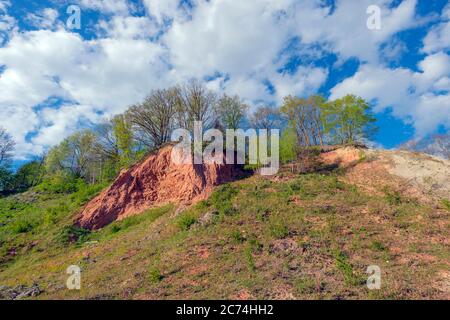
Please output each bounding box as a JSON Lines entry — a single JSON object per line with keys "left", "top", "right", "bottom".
{"left": 422, "top": 3, "right": 450, "bottom": 54}
{"left": 330, "top": 52, "right": 450, "bottom": 136}
{"left": 142, "top": 0, "right": 180, "bottom": 23}
{"left": 26, "top": 8, "right": 60, "bottom": 30}
{"left": 0, "top": 0, "right": 446, "bottom": 158}
{"left": 291, "top": 0, "right": 418, "bottom": 63}
{"left": 78, "top": 0, "right": 130, "bottom": 15}
{"left": 0, "top": 29, "right": 169, "bottom": 157}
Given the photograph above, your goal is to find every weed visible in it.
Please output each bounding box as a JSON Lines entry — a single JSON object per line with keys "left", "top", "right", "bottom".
{"left": 294, "top": 277, "right": 317, "bottom": 295}
{"left": 12, "top": 219, "right": 35, "bottom": 234}
{"left": 231, "top": 230, "right": 245, "bottom": 244}
{"left": 441, "top": 199, "right": 450, "bottom": 211}
{"left": 57, "top": 226, "right": 91, "bottom": 245}
{"left": 148, "top": 267, "right": 163, "bottom": 283}
{"left": 333, "top": 249, "right": 360, "bottom": 286}
{"left": 110, "top": 225, "right": 121, "bottom": 234}
{"left": 268, "top": 217, "right": 289, "bottom": 239}
{"left": 371, "top": 241, "right": 387, "bottom": 252}
{"left": 383, "top": 187, "right": 402, "bottom": 205}
{"left": 244, "top": 245, "right": 256, "bottom": 272}
{"left": 177, "top": 214, "right": 197, "bottom": 231}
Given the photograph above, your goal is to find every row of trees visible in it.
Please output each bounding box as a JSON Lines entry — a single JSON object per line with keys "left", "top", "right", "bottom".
{"left": 0, "top": 81, "right": 379, "bottom": 194}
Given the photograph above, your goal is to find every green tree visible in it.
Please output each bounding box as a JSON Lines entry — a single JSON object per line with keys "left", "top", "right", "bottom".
{"left": 279, "top": 124, "right": 298, "bottom": 164}
{"left": 0, "top": 127, "right": 14, "bottom": 168}
{"left": 0, "top": 166, "right": 13, "bottom": 194}
{"left": 280, "top": 95, "right": 326, "bottom": 147}
{"left": 11, "top": 160, "right": 45, "bottom": 192}
{"left": 216, "top": 94, "right": 248, "bottom": 130}
{"left": 323, "top": 95, "right": 377, "bottom": 144}
{"left": 95, "top": 115, "right": 135, "bottom": 178}
{"left": 113, "top": 115, "right": 134, "bottom": 167}
{"left": 45, "top": 130, "right": 98, "bottom": 182}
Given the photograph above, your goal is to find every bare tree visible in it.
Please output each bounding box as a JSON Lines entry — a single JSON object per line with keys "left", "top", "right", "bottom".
{"left": 175, "top": 80, "right": 218, "bottom": 131}
{"left": 128, "top": 88, "right": 178, "bottom": 148}
{"left": 216, "top": 94, "right": 248, "bottom": 130}
{"left": 400, "top": 134, "right": 450, "bottom": 160}
{"left": 0, "top": 127, "right": 15, "bottom": 167}
{"left": 280, "top": 95, "right": 326, "bottom": 147}
{"left": 433, "top": 134, "right": 450, "bottom": 160}
{"left": 250, "top": 106, "right": 281, "bottom": 130}
{"left": 94, "top": 119, "right": 120, "bottom": 161}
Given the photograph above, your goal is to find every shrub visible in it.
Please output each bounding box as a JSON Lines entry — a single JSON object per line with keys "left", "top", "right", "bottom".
{"left": 244, "top": 246, "right": 256, "bottom": 272}
{"left": 268, "top": 217, "right": 289, "bottom": 239}
{"left": 110, "top": 225, "right": 121, "bottom": 234}
{"left": 44, "top": 202, "right": 70, "bottom": 225}
{"left": 231, "top": 230, "right": 245, "bottom": 244}
{"left": 12, "top": 219, "right": 35, "bottom": 234}
{"left": 371, "top": 241, "right": 387, "bottom": 252}
{"left": 294, "top": 277, "right": 317, "bottom": 295}
{"left": 148, "top": 267, "right": 163, "bottom": 283}
{"left": 57, "top": 226, "right": 91, "bottom": 245}
{"left": 38, "top": 172, "right": 82, "bottom": 194}
{"left": 210, "top": 184, "right": 240, "bottom": 216}
{"left": 333, "top": 249, "right": 361, "bottom": 286}
{"left": 177, "top": 214, "right": 197, "bottom": 231}
{"left": 383, "top": 187, "right": 402, "bottom": 205}
{"left": 441, "top": 199, "right": 450, "bottom": 211}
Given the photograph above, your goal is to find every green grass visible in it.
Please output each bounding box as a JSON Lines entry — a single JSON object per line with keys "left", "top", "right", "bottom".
{"left": 441, "top": 199, "right": 450, "bottom": 211}
{"left": 0, "top": 169, "right": 447, "bottom": 300}
{"left": 177, "top": 214, "right": 197, "bottom": 231}
{"left": 148, "top": 267, "right": 163, "bottom": 283}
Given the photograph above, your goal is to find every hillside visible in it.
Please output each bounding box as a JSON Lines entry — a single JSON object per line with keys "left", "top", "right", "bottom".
{"left": 0, "top": 146, "right": 449, "bottom": 300}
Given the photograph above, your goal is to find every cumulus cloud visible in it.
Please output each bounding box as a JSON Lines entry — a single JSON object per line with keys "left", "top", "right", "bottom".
{"left": 78, "top": 0, "right": 131, "bottom": 15}
{"left": 330, "top": 52, "right": 450, "bottom": 135}
{"left": 0, "top": 0, "right": 447, "bottom": 158}
{"left": 0, "top": 29, "right": 169, "bottom": 157}
{"left": 26, "top": 8, "right": 60, "bottom": 30}
{"left": 422, "top": 3, "right": 450, "bottom": 54}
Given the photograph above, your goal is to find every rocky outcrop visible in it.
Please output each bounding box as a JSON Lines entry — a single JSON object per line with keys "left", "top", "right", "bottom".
{"left": 76, "top": 145, "right": 242, "bottom": 230}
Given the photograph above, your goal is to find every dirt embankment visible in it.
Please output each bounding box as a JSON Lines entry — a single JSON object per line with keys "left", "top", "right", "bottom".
{"left": 320, "top": 146, "right": 450, "bottom": 201}
{"left": 76, "top": 146, "right": 242, "bottom": 230}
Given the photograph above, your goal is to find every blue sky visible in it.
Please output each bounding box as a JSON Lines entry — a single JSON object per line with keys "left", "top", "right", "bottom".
{"left": 0, "top": 0, "right": 449, "bottom": 159}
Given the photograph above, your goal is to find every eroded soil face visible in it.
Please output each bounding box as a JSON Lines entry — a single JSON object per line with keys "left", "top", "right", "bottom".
{"left": 76, "top": 146, "right": 242, "bottom": 230}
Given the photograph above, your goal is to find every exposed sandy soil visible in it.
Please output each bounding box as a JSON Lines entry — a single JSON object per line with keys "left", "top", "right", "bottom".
{"left": 76, "top": 146, "right": 242, "bottom": 230}
{"left": 320, "top": 146, "right": 450, "bottom": 203}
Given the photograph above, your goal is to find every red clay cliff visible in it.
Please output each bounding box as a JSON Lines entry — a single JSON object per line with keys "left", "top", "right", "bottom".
{"left": 76, "top": 145, "right": 241, "bottom": 230}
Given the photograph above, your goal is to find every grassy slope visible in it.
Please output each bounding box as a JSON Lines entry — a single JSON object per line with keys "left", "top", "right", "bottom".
{"left": 0, "top": 165, "right": 449, "bottom": 299}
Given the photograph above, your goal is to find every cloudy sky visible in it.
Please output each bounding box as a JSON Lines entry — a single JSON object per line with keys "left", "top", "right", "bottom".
{"left": 0, "top": 0, "right": 449, "bottom": 159}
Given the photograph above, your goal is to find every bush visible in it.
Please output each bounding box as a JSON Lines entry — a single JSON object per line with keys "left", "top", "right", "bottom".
{"left": 148, "top": 267, "right": 163, "bottom": 283}
{"left": 44, "top": 202, "right": 70, "bottom": 225}
{"left": 209, "top": 184, "right": 239, "bottom": 206}
{"left": 231, "top": 230, "right": 245, "bottom": 244}
{"left": 244, "top": 246, "right": 256, "bottom": 272}
{"left": 268, "top": 217, "right": 289, "bottom": 239}
{"left": 12, "top": 219, "right": 35, "bottom": 234}
{"left": 38, "top": 172, "right": 82, "bottom": 194}
{"left": 383, "top": 187, "right": 402, "bottom": 205}
{"left": 371, "top": 241, "right": 387, "bottom": 252}
{"left": 294, "top": 277, "right": 317, "bottom": 295}
{"left": 441, "top": 199, "right": 450, "bottom": 211}
{"left": 210, "top": 184, "right": 239, "bottom": 215}
{"left": 57, "top": 226, "right": 91, "bottom": 245}
{"left": 333, "top": 249, "right": 362, "bottom": 286}
{"left": 177, "top": 214, "right": 197, "bottom": 231}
